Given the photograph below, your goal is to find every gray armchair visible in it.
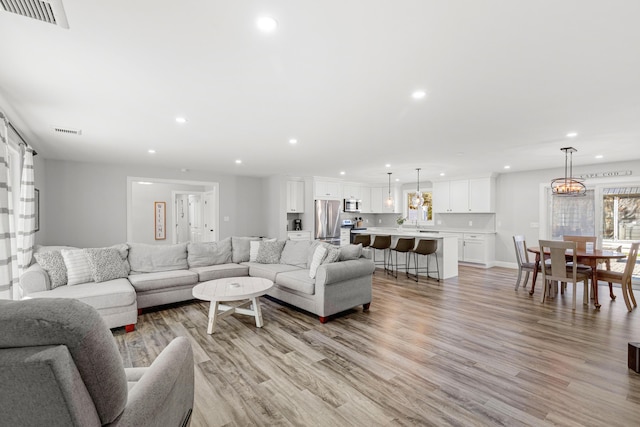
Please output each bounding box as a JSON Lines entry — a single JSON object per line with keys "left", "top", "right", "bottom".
{"left": 0, "top": 298, "right": 194, "bottom": 426}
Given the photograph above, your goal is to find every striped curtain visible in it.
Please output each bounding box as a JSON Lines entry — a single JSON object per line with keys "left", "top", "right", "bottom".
{"left": 18, "top": 147, "right": 36, "bottom": 275}
{"left": 0, "top": 113, "right": 18, "bottom": 298}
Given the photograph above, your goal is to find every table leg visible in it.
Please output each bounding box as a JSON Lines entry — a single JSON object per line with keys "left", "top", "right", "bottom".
{"left": 529, "top": 253, "right": 541, "bottom": 296}
{"left": 207, "top": 301, "right": 219, "bottom": 334}
{"left": 252, "top": 297, "right": 264, "bottom": 328}
{"left": 589, "top": 260, "right": 601, "bottom": 309}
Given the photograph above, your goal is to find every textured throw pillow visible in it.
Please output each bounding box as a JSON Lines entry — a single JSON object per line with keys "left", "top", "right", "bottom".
{"left": 110, "top": 243, "right": 130, "bottom": 274}
{"left": 256, "top": 240, "right": 286, "bottom": 264}
{"left": 308, "top": 246, "right": 327, "bottom": 278}
{"left": 322, "top": 246, "right": 341, "bottom": 264}
{"left": 339, "top": 243, "right": 363, "bottom": 261}
{"left": 34, "top": 251, "right": 67, "bottom": 289}
{"left": 61, "top": 249, "right": 93, "bottom": 285}
{"left": 84, "top": 248, "right": 129, "bottom": 283}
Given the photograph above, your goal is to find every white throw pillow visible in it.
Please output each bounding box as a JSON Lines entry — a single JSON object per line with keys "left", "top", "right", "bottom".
{"left": 61, "top": 249, "right": 93, "bottom": 285}
{"left": 249, "top": 241, "right": 261, "bottom": 262}
{"left": 308, "top": 246, "right": 328, "bottom": 279}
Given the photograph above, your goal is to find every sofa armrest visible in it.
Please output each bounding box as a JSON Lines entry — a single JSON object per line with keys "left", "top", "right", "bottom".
{"left": 19, "top": 263, "right": 50, "bottom": 297}
{"left": 114, "top": 337, "right": 194, "bottom": 427}
{"left": 315, "top": 259, "right": 375, "bottom": 287}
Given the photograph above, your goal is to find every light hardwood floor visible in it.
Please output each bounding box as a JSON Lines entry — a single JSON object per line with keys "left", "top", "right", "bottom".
{"left": 114, "top": 266, "right": 640, "bottom": 426}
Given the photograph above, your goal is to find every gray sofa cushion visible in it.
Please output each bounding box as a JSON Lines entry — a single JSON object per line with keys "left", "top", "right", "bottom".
{"left": 280, "top": 240, "right": 312, "bottom": 267}
{"left": 244, "top": 262, "right": 301, "bottom": 282}
{"left": 128, "top": 270, "right": 198, "bottom": 293}
{"left": 256, "top": 240, "right": 286, "bottom": 264}
{"left": 231, "top": 236, "right": 261, "bottom": 263}
{"left": 190, "top": 263, "right": 249, "bottom": 282}
{"left": 276, "top": 269, "right": 315, "bottom": 295}
{"left": 187, "top": 238, "right": 232, "bottom": 267}
{"left": 25, "top": 278, "right": 136, "bottom": 310}
{"left": 339, "top": 243, "right": 363, "bottom": 261}
{"left": 128, "top": 243, "right": 188, "bottom": 273}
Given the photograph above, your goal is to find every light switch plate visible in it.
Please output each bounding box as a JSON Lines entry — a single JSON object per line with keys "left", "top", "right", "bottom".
{"left": 223, "top": 216, "right": 229, "bottom": 222}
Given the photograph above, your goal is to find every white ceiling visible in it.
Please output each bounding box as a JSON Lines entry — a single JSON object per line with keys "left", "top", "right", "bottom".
{"left": 1, "top": 0, "right": 640, "bottom": 184}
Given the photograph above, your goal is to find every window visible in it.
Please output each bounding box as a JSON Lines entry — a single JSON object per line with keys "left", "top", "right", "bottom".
{"left": 548, "top": 189, "right": 595, "bottom": 239}
{"left": 402, "top": 190, "right": 433, "bottom": 225}
{"left": 602, "top": 187, "right": 640, "bottom": 240}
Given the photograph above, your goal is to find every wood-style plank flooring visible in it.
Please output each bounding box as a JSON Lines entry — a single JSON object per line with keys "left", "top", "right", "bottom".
{"left": 113, "top": 266, "right": 640, "bottom": 426}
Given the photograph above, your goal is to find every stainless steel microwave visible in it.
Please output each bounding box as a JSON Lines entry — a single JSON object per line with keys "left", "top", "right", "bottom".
{"left": 343, "top": 198, "right": 361, "bottom": 213}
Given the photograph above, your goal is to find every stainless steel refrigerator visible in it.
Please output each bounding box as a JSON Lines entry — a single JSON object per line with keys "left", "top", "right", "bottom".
{"left": 315, "top": 199, "right": 341, "bottom": 245}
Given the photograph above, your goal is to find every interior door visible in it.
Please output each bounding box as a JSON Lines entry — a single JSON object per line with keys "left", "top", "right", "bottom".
{"left": 202, "top": 190, "right": 218, "bottom": 242}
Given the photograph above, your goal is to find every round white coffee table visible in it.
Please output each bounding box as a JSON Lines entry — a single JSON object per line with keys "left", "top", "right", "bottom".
{"left": 192, "top": 277, "right": 274, "bottom": 334}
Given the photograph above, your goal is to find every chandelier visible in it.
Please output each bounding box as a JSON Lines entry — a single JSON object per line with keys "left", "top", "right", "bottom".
{"left": 551, "top": 147, "right": 586, "bottom": 196}
{"left": 411, "top": 168, "right": 425, "bottom": 208}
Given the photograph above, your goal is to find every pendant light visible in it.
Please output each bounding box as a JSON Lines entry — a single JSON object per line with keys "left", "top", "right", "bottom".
{"left": 411, "top": 168, "right": 425, "bottom": 208}
{"left": 385, "top": 172, "right": 394, "bottom": 208}
{"left": 551, "top": 147, "right": 586, "bottom": 196}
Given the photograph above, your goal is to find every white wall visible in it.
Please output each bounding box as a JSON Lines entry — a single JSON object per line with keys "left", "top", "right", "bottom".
{"left": 42, "top": 159, "right": 268, "bottom": 248}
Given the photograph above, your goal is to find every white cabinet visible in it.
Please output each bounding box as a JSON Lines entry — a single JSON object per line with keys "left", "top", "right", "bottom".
{"left": 288, "top": 231, "right": 311, "bottom": 241}
{"left": 369, "top": 186, "right": 400, "bottom": 213}
{"left": 286, "top": 181, "right": 305, "bottom": 213}
{"left": 433, "top": 177, "right": 495, "bottom": 213}
{"left": 340, "top": 228, "right": 351, "bottom": 246}
{"left": 342, "top": 184, "right": 362, "bottom": 200}
{"left": 460, "top": 233, "right": 495, "bottom": 265}
{"left": 314, "top": 180, "right": 342, "bottom": 199}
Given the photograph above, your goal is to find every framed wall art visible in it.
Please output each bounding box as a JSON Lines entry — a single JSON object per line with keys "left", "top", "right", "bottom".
{"left": 154, "top": 201, "right": 166, "bottom": 240}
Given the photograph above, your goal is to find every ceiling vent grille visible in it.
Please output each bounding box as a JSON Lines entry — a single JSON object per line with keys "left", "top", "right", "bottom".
{"left": 0, "top": 0, "right": 69, "bottom": 29}
{"left": 53, "top": 126, "right": 81, "bottom": 136}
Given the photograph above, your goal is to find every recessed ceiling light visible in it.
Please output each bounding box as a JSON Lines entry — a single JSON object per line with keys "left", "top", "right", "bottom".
{"left": 411, "top": 90, "right": 427, "bottom": 99}
{"left": 289, "top": 138, "right": 298, "bottom": 144}
{"left": 566, "top": 132, "right": 578, "bottom": 138}
{"left": 440, "top": 172, "right": 445, "bottom": 176}
{"left": 595, "top": 154, "right": 604, "bottom": 159}
{"left": 385, "top": 164, "right": 391, "bottom": 168}
{"left": 257, "top": 16, "right": 278, "bottom": 32}
{"left": 395, "top": 178, "right": 400, "bottom": 182}
{"left": 175, "top": 117, "right": 187, "bottom": 124}
{"left": 340, "top": 171, "right": 346, "bottom": 175}
{"left": 148, "top": 149, "right": 156, "bottom": 154}
{"left": 235, "top": 159, "right": 242, "bottom": 164}
{"left": 504, "top": 165, "right": 511, "bottom": 169}
{"left": 180, "top": 168, "right": 189, "bottom": 172}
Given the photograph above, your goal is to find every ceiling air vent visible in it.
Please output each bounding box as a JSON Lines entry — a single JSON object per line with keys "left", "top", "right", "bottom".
{"left": 0, "top": 0, "right": 69, "bottom": 29}
{"left": 53, "top": 126, "right": 82, "bottom": 136}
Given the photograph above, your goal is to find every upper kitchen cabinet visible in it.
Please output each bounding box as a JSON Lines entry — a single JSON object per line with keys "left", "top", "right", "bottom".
{"left": 433, "top": 177, "right": 495, "bottom": 213}
{"left": 286, "top": 180, "right": 305, "bottom": 213}
{"left": 314, "top": 179, "right": 342, "bottom": 200}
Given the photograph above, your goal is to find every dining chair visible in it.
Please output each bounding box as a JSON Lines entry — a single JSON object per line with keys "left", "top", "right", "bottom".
{"left": 512, "top": 235, "right": 539, "bottom": 290}
{"left": 562, "top": 235, "right": 597, "bottom": 251}
{"left": 539, "top": 240, "right": 592, "bottom": 309}
{"left": 596, "top": 242, "right": 639, "bottom": 311}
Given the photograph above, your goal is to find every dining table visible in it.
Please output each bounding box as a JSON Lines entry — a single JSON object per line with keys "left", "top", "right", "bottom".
{"left": 527, "top": 246, "right": 626, "bottom": 308}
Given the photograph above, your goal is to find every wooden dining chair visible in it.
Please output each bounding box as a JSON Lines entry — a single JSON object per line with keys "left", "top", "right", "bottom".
{"left": 512, "top": 235, "right": 540, "bottom": 290}
{"left": 539, "top": 240, "right": 592, "bottom": 309}
{"left": 596, "top": 242, "right": 639, "bottom": 311}
{"left": 562, "top": 235, "right": 597, "bottom": 251}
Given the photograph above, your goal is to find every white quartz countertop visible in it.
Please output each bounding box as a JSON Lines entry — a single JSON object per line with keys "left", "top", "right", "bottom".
{"left": 361, "top": 227, "right": 496, "bottom": 235}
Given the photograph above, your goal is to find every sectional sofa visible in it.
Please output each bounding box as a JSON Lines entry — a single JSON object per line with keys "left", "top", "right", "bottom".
{"left": 18, "top": 237, "right": 375, "bottom": 331}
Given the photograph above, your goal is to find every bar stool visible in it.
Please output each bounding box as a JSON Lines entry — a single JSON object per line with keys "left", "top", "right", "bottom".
{"left": 390, "top": 237, "right": 415, "bottom": 279}
{"left": 369, "top": 235, "right": 391, "bottom": 273}
{"left": 410, "top": 239, "right": 440, "bottom": 282}
{"left": 352, "top": 234, "right": 371, "bottom": 247}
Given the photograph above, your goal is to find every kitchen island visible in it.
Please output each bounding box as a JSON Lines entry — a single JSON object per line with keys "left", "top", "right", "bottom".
{"left": 352, "top": 228, "right": 458, "bottom": 279}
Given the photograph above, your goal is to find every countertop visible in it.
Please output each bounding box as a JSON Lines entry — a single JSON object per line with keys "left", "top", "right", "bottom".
{"left": 363, "top": 227, "right": 497, "bottom": 235}
{"left": 351, "top": 227, "right": 461, "bottom": 239}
